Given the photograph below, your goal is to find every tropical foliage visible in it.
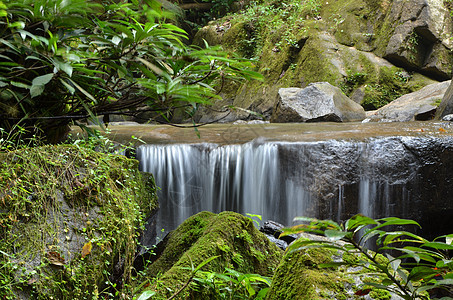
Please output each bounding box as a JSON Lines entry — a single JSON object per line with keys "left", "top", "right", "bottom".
{"left": 0, "top": 0, "right": 261, "bottom": 143}
{"left": 282, "top": 214, "right": 453, "bottom": 299}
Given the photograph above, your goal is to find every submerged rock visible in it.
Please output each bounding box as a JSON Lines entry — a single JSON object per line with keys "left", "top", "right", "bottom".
{"left": 138, "top": 211, "right": 282, "bottom": 299}
{"left": 367, "top": 80, "right": 450, "bottom": 122}
{"left": 271, "top": 82, "right": 366, "bottom": 123}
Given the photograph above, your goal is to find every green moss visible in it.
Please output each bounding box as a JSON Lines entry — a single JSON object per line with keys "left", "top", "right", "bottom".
{"left": 141, "top": 211, "right": 282, "bottom": 299}
{"left": 0, "top": 145, "right": 157, "bottom": 299}
{"left": 267, "top": 246, "right": 351, "bottom": 300}
{"left": 361, "top": 66, "right": 436, "bottom": 110}
{"left": 369, "top": 288, "right": 392, "bottom": 300}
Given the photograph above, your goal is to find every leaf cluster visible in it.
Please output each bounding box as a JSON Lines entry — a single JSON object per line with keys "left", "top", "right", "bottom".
{"left": 282, "top": 214, "right": 453, "bottom": 299}
{"left": 0, "top": 0, "right": 262, "bottom": 144}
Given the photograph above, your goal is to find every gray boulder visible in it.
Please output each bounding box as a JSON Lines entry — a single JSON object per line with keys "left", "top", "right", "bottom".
{"left": 381, "top": 0, "right": 452, "bottom": 80}
{"left": 271, "top": 82, "right": 366, "bottom": 123}
{"left": 435, "top": 80, "right": 453, "bottom": 120}
{"left": 368, "top": 80, "right": 451, "bottom": 122}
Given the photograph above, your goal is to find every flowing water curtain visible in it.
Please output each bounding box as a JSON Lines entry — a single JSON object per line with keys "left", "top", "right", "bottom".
{"left": 136, "top": 137, "right": 439, "bottom": 232}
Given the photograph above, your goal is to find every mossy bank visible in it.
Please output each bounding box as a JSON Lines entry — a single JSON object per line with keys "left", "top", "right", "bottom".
{"left": 0, "top": 145, "right": 157, "bottom": 299}
{"left": 192, "top": 0, "right": 451, "bottom": 121}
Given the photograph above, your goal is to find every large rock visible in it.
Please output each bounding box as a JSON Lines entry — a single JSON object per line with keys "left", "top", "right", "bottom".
{"left": 138, "top": 211, "right": 283, "bottom": 299}
{"left": 191, "top": 0, "right": 439, "bottom": 122}
{"left": 376, "top": 0, "right": 453, "bottom": 80}
{"left": 267, "top": 235, "right": 400, "bottom": 300}
{"left": 435, "top": 80, "right": 453, "bottom": 119}
{"left": 271, "top": 82, "right": 366, "bottom": 123}
{"left": 367, "top": 80, "right": 450, "bottom": 122}
{"left": 0, "top": 145, "right": 158, "bottom": 299}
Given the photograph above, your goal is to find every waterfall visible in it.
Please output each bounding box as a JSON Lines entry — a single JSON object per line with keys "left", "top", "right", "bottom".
{"left": 137, "top": 141, "right": 305, "bottom": 232}
{"left": 136, "top": 136, "right": 453, "bottom": 234}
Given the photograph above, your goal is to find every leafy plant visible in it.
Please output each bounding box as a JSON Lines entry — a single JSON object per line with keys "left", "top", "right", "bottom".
{"left": 0, "top": 145, "right": 157, "bottom": 299}
{"left": 245, "top": 213, "right": 262, "bottom": 227}
{"left": 0, "top": 0, "right": 262, "bottom": 144}
{"left": 191, "top": 266, "right": 271, "bottom": 299}
{"left": 282, "top": 214, "right": 453, "bottom": 300}
{"left": 340, "top": 71, "right": 367, "bottom": 95}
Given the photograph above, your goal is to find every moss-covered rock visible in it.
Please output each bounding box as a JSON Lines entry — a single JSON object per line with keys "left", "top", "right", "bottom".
{"left": 139, "top": 211, "right": 283, "bottom": 299}
{"left": 191, "top": 0, "right": 450, "bottom": 122}
{"left": 0, "top": 145, "right": 157, "bottom": 299}
{"left": 266, "top": 237, "right": 394, "bottom": 300}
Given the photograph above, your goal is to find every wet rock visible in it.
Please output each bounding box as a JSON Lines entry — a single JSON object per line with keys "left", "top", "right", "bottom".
{"left": 264, "top": 234, "right": 289, "bottom": 250}
{"left": 271, "top": 82, "right": 366, "bottom": 123}
{"left": 259, "top": 220, "right": 297, "bottom": 249}
{"left": 259, "top": 220, "right": 285, "bottom": 237}
{"left": 141, "top": 211, "right": 282, "bottom": 299}
{"left": 367, "top": 80, "right": 450, "bottom": 122}
{"left": 435, "top": 80, "right": 453, "bottom": 119}
{"left": 382, "top": 0, "right": 452, "bottom": 80}
{"left": 442, "top": 114, "right": 453, "bottom": 121}
{"left": 266, "top": 236, "right": 402, "bottom": 300}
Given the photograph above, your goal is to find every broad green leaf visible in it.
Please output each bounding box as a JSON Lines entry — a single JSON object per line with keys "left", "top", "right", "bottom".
{"left": 59, "top": 78, "right": 75, "bottom": 94}
{"left": 30, "top": 84, "right": 45, "bottom": 98}
{"left": 52, "top": 59, "right": 73, "bottom": 77}
{"left": 435, "top": 234, "right": 453, "bottom": 244}
{"left": 324, "top": 229, "right": 349, "bottom": 241}
{"left": 136, "top": 57, "right": 163, "bottom": 75}
{"left": 422, "top": 242, "right": 453, "bottom": 250}
{"left": 256, "top": 287, "right": 269, "bottom": 300}
{"left": 194, "top": 255, "right": 218, "bottom": 272}
{"left": 32, "top": 73, "right": 54, "bottom": 86}
{"left": 381, "top": 231, "right": 426, "bottom": 246}
{"left": 386, "top": 254, "right": 401, "bottom": 272}
{"left": 374, "top": 217, "right": 421, "bottom": 231}
{"left": 9, "top": 21, "right": 25, "bottom": 29}
{"left": 407, "top": 266, "right": 438, "bottom": 282}
{"left": 345, "top": 214, "right": 377, "bottom": 231}
{"left": 434, "top": 278, "right": 453, "bottom": 285}
{"left": 360, "top": 229, "right": 385, "bottom": 245}
{"left": 136, "top": 290, "right": 156, "bottom": 300}
{"left": 30, "top": 73, "right": 54, "bottom": 98}
{"left": 0, "top": 38, "right": 20, "bottom": 53}
{"left": 156, "top": 83, "right": 166, "bottom": 94}
{"left": 436, "top": 259, "right": 453, "bottom": 268}
{"left": 11, "top": 81, "right": 30, "bottom": 89}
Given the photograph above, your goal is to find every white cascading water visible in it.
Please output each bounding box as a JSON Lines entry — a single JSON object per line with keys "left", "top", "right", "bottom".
{"left": 137, "top": 141, "right": 307, "bottom": 232}
{"left": 137, "top": 137, "right": 420, "bottom": 232}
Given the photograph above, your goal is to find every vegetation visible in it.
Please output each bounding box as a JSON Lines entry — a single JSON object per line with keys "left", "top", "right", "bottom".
{"left": 282, "top": 214, "right": 453, "bottom": 299}
{"left": 135, "top": 211, "right": 282, "bottom": 299}
{"left": 0, "top": 142, "right": 157, "bottom": 299}
{"left": 0, "top": 0, "right": 261, "bottom": 144}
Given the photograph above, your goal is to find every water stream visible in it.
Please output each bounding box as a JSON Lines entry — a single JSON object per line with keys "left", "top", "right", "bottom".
{"left": 133, "top": 122, "right": 453, "bottom": 235}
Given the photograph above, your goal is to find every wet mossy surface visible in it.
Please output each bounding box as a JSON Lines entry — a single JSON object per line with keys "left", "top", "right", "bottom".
{"left": 266, "top": 246, "right": 352, "bottom": 300}
{"left": 0, "top": 145, "right": 157, "bottom": 299}
{"left": 140, "top": 211, "right": 283, "bottom": 299}
{"left": 266, "top": 237, "right": 395, "bottom": 300}
{"left": 194, "top": 0, "right": 444, "bottom": 119}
